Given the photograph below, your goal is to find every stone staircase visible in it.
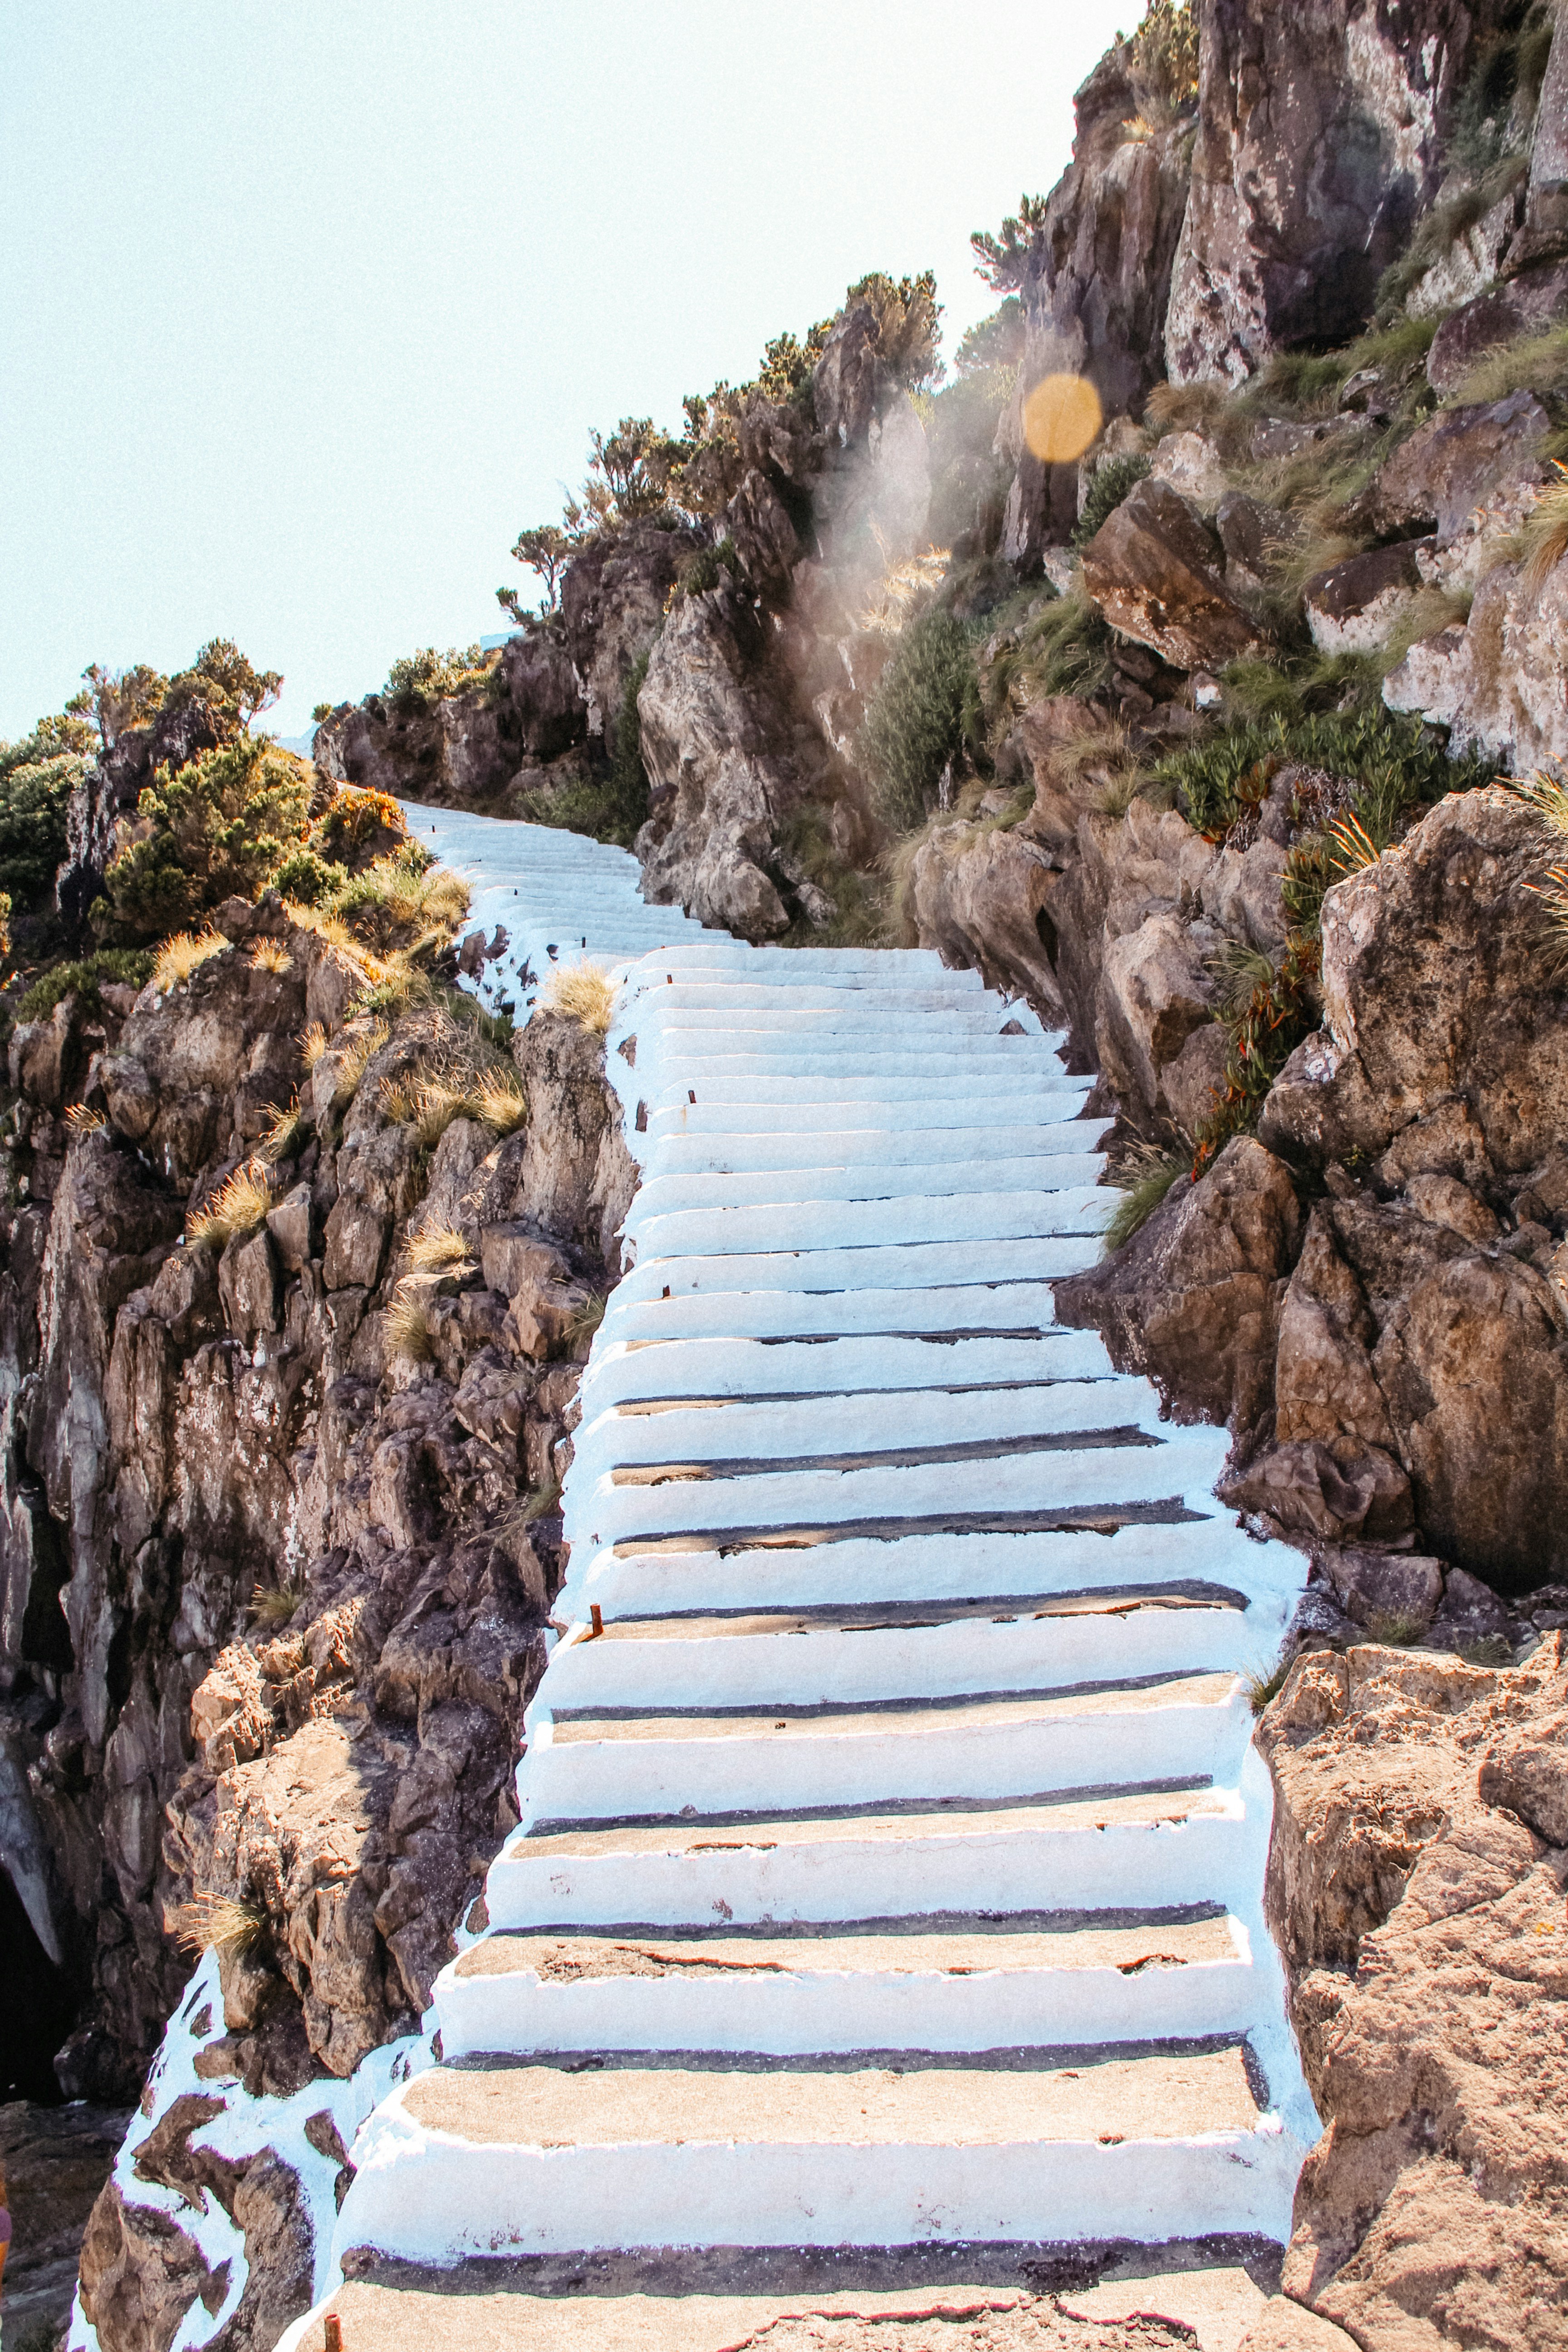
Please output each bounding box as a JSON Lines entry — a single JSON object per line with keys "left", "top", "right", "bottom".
{"left": 285, "top": 928, "right": 1316, "bottom": 2351}
{"left": 401, "top": 804, "right": 711, "bottom": 1019}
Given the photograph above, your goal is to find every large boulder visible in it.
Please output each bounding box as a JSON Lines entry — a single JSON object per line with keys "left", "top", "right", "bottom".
{"left": 1255, "top": 1640, "right": 1568, "bottom": 2349}
{"left": 1426, "top": 260, "right": 1568, "bottom": 397}
{"left": 1166, "top": 0, "right": 1512, "bottom": 382}
{"left": 1347, "top": 392, "right": 1552, "bottom": 541}
{"left": 1262, "top": 787, "right": 1568, "bottom": 1175}
{"left": 998, "top": 42, "right": 1193, "bottom": 563}
{"left": 1303, "top": 542, "right": 1426, "bottom": 659}
{"left": 906, "top": 822, "right": 1068, "bottom": 1023}
{"left": 1056, "top": 1135, "right": 1303, "bottom": 1436}
{"left": 1383, "top": 554, "right": 1568, "bottom": 769}
{"left": 1079, "top": 476, "right": 1261, "bottom": 671}
{"left": 559, "top": 519, "right": 698, "bottom": 739}
{"left": 635, "top": 587, "right": 802, "bottom": 940}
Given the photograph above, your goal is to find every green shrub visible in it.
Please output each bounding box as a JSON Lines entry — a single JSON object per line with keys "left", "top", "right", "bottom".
{"left": 384, "top": 645, "right": 495, "bottom": 713}
{"left": 0, "top": 748, "right": 83, "bottom": 912}
{"left": 674, "top": 538, "right": 740, "bottom": 600}
{"left": 16, "top": 948, "right": 155, "bottom": 1023}
{"left": 96, "top": 740, "right": 313, "bottom": 942}
{"left": 1073, "top": 454, "right": 1151, "bottom": 547}
{"left": 271, "top": 847, "right": 338, "bottom": 905}
{"left": 1150, "top": 707, "right": 1495, "bottom": 841}
{"left": 862, "top": 612, "right": 982, "bottom": 833}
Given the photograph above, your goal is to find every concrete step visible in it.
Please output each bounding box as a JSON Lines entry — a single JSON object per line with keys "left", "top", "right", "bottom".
{"left": 435, "top": 1910, "right": 1259, "bottom": 2059}
{"left": 332, "top": 2043, "right": 1299, "bottom": 2261}
{"left": 578, "top": 1328, "right": 1119, "bottom": 1411}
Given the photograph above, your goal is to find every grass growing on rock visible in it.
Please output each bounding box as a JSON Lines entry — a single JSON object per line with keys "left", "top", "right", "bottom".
{"left": 168, "top": 1892, "right": 268, "bottom": 1959}
{"left": 1102, "top": 1144, "right": 1191, "bottom": 1253}
{"left": 187, "top": 1161, "right": 271, "bottom": 1250}
{"left": 153, "top": 928, "right": 228, "bottom": 992}
{"left": 256, "top": 1096, "right": 307, "bottom": 1164}
{"left": 405, "top": 1219, "right": 475, "bottom": 1279}
{"left": 862, "top": 609, "right": 983, "bottom": 831}
{"left": 541, "top": 959, "right": 618, "bottom": 1034}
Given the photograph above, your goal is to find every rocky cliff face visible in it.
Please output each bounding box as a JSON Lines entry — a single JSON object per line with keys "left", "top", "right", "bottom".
{"left": 0, "top": 885, "right": 633, "bottom": 2343}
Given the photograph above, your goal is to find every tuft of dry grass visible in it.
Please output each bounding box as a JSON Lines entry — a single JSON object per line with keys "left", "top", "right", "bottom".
{"left": 300, "top": 1021, "right": 330, "bottom": 1068}
{"left": 1448, "top": 321, "right": 1568, "bottom": 412}
{"left": 1520, "top": 462, "right": 1568, "bottom": 598}
{"left": 153, "top": 928, "right": 228, "bottom": 992}
{"left": 380, "top": 1068, "right": 472, "bottom": 1145}
{"left": 249, "top": 939, "right": 292, "bottom": 974}
{"left": 332, "top": 1019, "right": 389, "bottom": 1110}
{"left": 566, "top": 1291, "right": 607, "bottom": 1350}
{"left": 256, "top": 1095, "right": 308, "bottom": 1164}
{"left": 250, "top": 1570, "right": 304, "bottom": 1628}
{"left": 856, "top": 546, "right": 952, "bottom": 637}
{"left": 187, "top": 1161, "right": 272, "bottom": 1250}
{"left": 541, "top": 959, "right": 617, "bottom": 1034}
{"left": 473, "top": 1068, "right": 528, "bottom": 1134}
{"left": 64, "top": 1102, "right": 106, "bottom": 1136}
{"left": 1508, "top": 767, "right": 1568, "bottom": 838}
{"left": 1246, "top": 1652, "right": 1293, "bottom": 1716}
{"left": 282, "top": 901, "right": 358, "bottom": 953}
{"left": 405, "top": 1219, "right": 475, "bottom": 1279}
{"left": 385, "top": 1280, "right": 435, "bottom": 1361}
{"left": 168, "top": 1891, "right": 267, "bottom": 1959}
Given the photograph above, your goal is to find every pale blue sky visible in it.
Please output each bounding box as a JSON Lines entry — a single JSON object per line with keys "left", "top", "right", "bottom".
{"left": 2, "top": 0, "right": 1134, "bottom": 743}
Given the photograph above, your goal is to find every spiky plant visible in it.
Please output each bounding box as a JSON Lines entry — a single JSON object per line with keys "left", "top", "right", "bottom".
{"left": 540, "top": 960, "right": 617, "bottom": 1035}
{"left": 300, "top": 1020, "right": 330, "bottom": 1068}
{"left": 63, "top": 1102, "right": 107, "bottom": 1137}
{"left": 405, "top": 1219, "right": 475, "bottom": 1279}
{"left": 256, "top": 1095, "right": 308, "bottom": 1164}
{"left": 331, "top": 1019, "right": 389, "bottom": 1110}
{"left": 1521, "top": 463, "right": 1568, "bottom": 597}
{"left": 249, "top": 939, "right": 292, "bottom": 974}
{"left": 472, "top": 1068, "right": 528, "bottom": 1134}
{"left": 153, "top": 928, "right": 228, "bottom": 992}
{"left": 187, "top": 1161, "right": 272, "bottom": 1250}
{"left": 385, "top": 1279, "right": 435, "bottom": 1361}
{"left": 1102, "top": 1143, "right": 1192, "bottom": 1254}
{"left": 168, "top": 1891, "right": 268, "bottom": 1959}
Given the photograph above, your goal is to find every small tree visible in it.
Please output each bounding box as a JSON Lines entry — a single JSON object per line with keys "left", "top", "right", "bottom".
{"left": 499, "top": 523, "right": 574, "bottom": 622}
{"left": 76, "top": 662, "right": 169, "bottom": 748}
{"left": 847, "top": 271, "right": 945, "bottom": 394}
{"left": 971, "top": 196, "right": 1049, "bottom": 293}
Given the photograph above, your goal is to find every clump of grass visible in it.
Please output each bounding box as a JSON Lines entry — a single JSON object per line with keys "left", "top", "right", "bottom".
{"left": 256, "top": 1094, "right": 308, "bottom": 1164}
{"left": 1519, "top": 462, "right": 1568, "bottom": 598}
{"left": 300, "top": 1020, "right": 330, "bottom": 1068}
{"left": 1073, "top": 452, "right": 1151, "bottom": 547}
{"left": 405, "top": 1219, "right": 475, "bottom": 1279}
{"left": 14, "top": 948, "right": 156, "bottom": 1025}
{"left": 521, "top": 1477, "right": 562, "bottom": 1524}
{"left": 1323, "top": 809, "right": 1386, "bottom": 877}
{"left": 382, "top": 1071, "right": 472, "bottom": 1146}
{"left": 541, "top": 959, "right": 618, "bottom": 1034}
{"left": 566, "top": 1291, "right": 607, "bottom": 1349}
{"left": 1508, "top": 766, "right": 1568, "bottom": 837}
{"left": 857, "top": 546, "right": 952, "bottom": 637}
{"left": 473, "top": 1068, "right": 528, "bottom": 1133}
{"left": 1364, "top": 1612, "right": 1429, "bottom": 1648}
{"left": 250, "top": 1567, "right": 304, "bottom": 1628}
{"left": 385, "top": 1280, "right": 435, "bottom": 1362}
{"left": 168, "top": 1891, "right": 268, "bottom": 1959}
{"left": 861, "top": 608, "right": 983, "bottom": 831}
{"left": 1208, "top": 939, "right": 1279, "bottom": 1020}
{"left": 985, "top": 590, "right": 1113, "bottom": 729}
{"left": 1102, "top": 1143, "right": 1192, "bottom": 1254}
{"left": 153, "top": 927, "right": 228, "bottom": 992}
{"left": 1151, "top": 706, "right": 1494, "bottom": 843}
{"left": 249, "top": 938, "right": 292, "bottom": 974}
{"left": 332, "top": 1018, "right": 389, "bottom": 1109}
{"left": 1246, "top": 1652, "right": 1293, "bottom": 1716}
{"left": 187, "top": 1160, "right": 272, "bottom": 1250}
{"left": 1449, "top": 320, "right": 1568, "bottom": 410}
{"left": 63, "top": 1101, "right": 107, "bottom": 1137}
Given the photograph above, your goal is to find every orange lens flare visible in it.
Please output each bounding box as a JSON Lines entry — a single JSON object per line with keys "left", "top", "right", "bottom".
{"left": 1022, "top": 374, "right": 1103, "bottom": 466}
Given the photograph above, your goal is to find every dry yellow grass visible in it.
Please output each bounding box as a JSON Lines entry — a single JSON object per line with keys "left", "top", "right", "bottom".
{"left": 540, "top": 959, "right": 618, "bottom": 1034}
{"left": 63, "top": 1102, "right": 106, "bottom": 1136}
{"left": 168, "top": 1893, "right": 267, "bottom": 1959}
{"left": 187, "top": 1160, "right": 272, "bottom": 1250}
{"left": 473, "top": 1068, "right": 527, "bottom": 1133}
{"left": 385, "top": 1279, "right": 435, "bottom": 1361}
{"left": 282, "top": 901, "right": 357, "bottom": 953}
{"left": 300, "top": 1020, "right": 330, "bottom": 1068}
{"left": 1521, "top": 463, "right": 1568, "bottom": 598}
{"left": 332, "top": 1019, "right": 389, "bottom": 1109}
{"left": 1509, "top": 767, "right": 1568, "bottom": 838}
{"left": 257, "top": 1095, "right": 307, "bottom": 1163}
{"left": 380, "top": 1068, "right": 472, "bottom": 1144}
{"left": 249, "top": 939, "right": 292, "bottom": 974}
{"left": 153, "top": 928, "right": 228, "bottom": 991}
{"left": 250, "top": 1577, "right": 303, "bottom": 1628}
{"left": 405, "top": 1219, "right": 475, "bottom": 1279}
{"left": 856, "top": 546, "right": 951, "bottom": 637}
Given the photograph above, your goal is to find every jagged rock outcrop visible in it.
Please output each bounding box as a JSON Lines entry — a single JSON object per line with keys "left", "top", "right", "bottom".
{"left": 1080, "top": 475, "right": 1262, "bottom": 669}
{"left": 1059, "top": 789, "right": 1568, "bottom": 1590}
{"left": 558, "top": 519, "right": 700, "bottom": 737}
{"left": 314, "top": 627, "right": 588, "bottom": 809}
{"left": 0, "top": 908, "right": 631, "bottom": 2114}
{"left": 635, "top": 586, "right": 817, "bottom": 940}
{"left": 1166, "top": 0, "right": 1513, "bottom": 382}
{"left": 998, "top": 45, "right": 1195, "bottom": 564}
{"left": 1251, "top": 1638, "right": 1568, "bottom": 2348}
{"left": 57, "top": 700, "right": 227, "bottom": 928}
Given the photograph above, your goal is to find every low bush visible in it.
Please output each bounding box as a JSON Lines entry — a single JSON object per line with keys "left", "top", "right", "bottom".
{"left": 1149, "top": 706, "right": 1495, "bottom": 841}
{"left": 97, "top": 740, "right": 313, "bottom": 942}
{"left": 384, "top": 645, "right": 495, "bottom": 714}
{"left": 15, "top": 948, "right": 153, "bottom": 1023}
{"left": 862, "top": 611, "right": 983, "bottom": 832}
